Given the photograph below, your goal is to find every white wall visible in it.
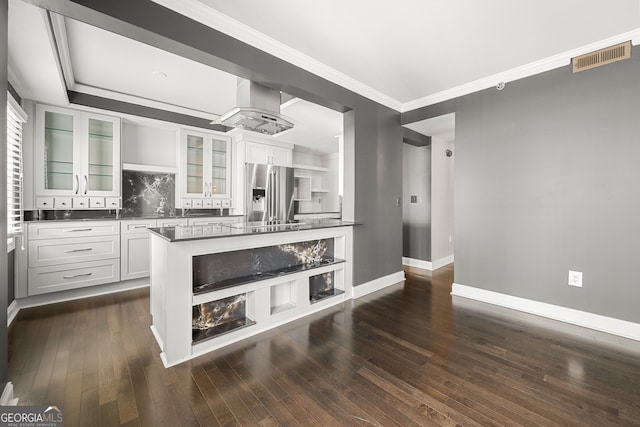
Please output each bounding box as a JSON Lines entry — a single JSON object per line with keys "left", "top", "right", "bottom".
{"left": 320, "top": 152, "right": 339, "bottom": 212}
{"left": 431, "top": 136, "right": 455, "bottom": 263}
{"left": 121, "top": 119, "right": 178, "bottom": 168}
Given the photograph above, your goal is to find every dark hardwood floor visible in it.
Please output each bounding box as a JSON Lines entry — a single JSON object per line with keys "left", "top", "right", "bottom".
{"left": 8, "top": 265, "right": 640, "bottom": 426}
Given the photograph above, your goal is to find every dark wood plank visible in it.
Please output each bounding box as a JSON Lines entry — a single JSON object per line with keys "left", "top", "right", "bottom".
{"left": 7, "top": 267, "right": 640, "bottom": 426}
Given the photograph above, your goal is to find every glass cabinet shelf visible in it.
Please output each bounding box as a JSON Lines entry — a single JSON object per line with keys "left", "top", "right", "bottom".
{"left": 45, "top": 128, "right": 73, "bottom": 135}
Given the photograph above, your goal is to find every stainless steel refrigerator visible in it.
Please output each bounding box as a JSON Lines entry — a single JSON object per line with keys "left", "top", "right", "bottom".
{"left": 245, "top": 163, "right": 295, "bottom": 223}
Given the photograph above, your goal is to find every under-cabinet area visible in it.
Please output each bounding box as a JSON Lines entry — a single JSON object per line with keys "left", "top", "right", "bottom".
{"left": 148, "top": 222, "right": 353, "bottom": 367}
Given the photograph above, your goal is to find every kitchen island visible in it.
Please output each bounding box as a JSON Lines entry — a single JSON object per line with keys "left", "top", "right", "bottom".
{"left": 148, "top": 220, "right": 354, "bottom": 367}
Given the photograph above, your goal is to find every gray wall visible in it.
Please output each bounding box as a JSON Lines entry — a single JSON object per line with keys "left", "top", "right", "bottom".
{"left": 1, "top": 0, "right": 9, "bottom": 387}
{"left": 402, "top": 143, "right": 431, "bottom": 261}
{"left": 404, "top": 46, "right": 640, "bottom": 323}
{"left": 33, "top": 0, "right": 403, "bottom": 286}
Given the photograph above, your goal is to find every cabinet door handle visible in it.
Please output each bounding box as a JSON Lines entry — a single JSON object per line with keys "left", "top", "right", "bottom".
{"left": 132, "top": 225, "right": 149, "bottom": 229}
{"left": 74, "top": 175, "right": 79, "bottom": 194}
{"left": 63, "top": 228, "right": 93, "bottom": 232}
{"left": 64, "top": 247, "right": 93, "bottom": 253}
{"left": 84, "top": 175, "right": 88, "bottom": 195}
{"left": 62, "top": 272, "right": 93, "bottom": 279}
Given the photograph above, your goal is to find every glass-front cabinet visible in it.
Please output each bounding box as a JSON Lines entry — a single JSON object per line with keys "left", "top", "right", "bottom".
{"left": 181, "top": 129, "right": 231, "bottom": 204}
{"left": 35, "top": 104, "right": 121, "bottom": 205}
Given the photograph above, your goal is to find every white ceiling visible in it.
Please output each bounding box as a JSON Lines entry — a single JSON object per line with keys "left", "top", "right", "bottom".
{"left": 190, "top": 0, "right": 640, "bottom": 107}
{"left": 405, "top": 113, "right": 456, "bottom": 146}
{"left": 8, "top": 0, "right": 640, "bottom": 150}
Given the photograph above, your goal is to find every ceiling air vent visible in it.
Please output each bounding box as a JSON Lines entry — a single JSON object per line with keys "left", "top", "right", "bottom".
{"left": 572, "top": 41, "right": 631, "bottom": 73}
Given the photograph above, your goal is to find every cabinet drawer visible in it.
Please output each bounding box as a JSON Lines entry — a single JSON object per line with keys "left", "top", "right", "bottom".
{"left": 29, "top": 235, "right": 120, "bottom": 268}
{"left": 89, "top": 197, "right": 105, "bottom": 208}
{"left": 157, "top": 218, "right": 188, "bottom": 227}
{"left": 36, "top": 197, "right": 54, "bottom": 209}
{"left": 187, "top": 216, "right": 237, "bottom": 226}
{"left": 73, "top": 197, "right": 89, "bottom": 209}
{"left": 28, "top": 259, "right": 120, "bottom": 296}
{"left": 54, "top": 197, "right": 72, "bottom": 209}
{"left": 121, "top": 219, "right": 157, "bottom": 235}
{"left": 105, "top": 197, "right": 121, "bottom": 209}
{"left": 28, "top": 221, "right": 120, "bottom": 240}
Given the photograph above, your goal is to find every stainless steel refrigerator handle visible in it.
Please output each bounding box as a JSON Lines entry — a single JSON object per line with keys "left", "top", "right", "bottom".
{"left": 273, "top": 169, "right": 278, "bottom": 221}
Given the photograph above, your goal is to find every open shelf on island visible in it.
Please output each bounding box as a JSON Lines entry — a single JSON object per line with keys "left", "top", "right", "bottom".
{"left": 270, "top": 281, "right": 296, "bottom": 315}
{"left": 192, "top": 293, "right": 255, "bottom": 344}
{"left": 192, "top": 238, "right": 343, "bottom": 295}
{"left": 310, "top": 288, "right": 345, "bottom": 304}
{"left": 309, "top": 270, "right": 343, "bottom": 304}
{"left": 194, "top": 257, "right": 344, "bottom": 295}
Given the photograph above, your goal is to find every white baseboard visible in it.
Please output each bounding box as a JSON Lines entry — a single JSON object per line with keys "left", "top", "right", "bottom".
{"left": 7, "top": 301, "right": 19, "bottom": 328}
{"left": 402, "top": 257, "right": 432, "bottom": 270}
{"left": 402, "top": 255, "right": 454, "bottom": 271}
{"left": 452, "top": 283, "right": 640, "bottom": 342}
{"left": 353, "top": 271, "right": 405, "bottom": 299}
{"left": 432, "top": 254, "right": 454, "bottom": 270}
{"left": 7, "top": 279, "right": 150, "bottom": 327}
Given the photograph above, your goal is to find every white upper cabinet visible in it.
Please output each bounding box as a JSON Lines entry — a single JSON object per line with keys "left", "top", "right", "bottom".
{"left": 181, "top": 129, "right": 231, "bottom": 199}
{"left": 35, "top": 104, "right": 121, "bottom": 200}
{"left": 245, "top": 141, "right": 292, "bottom": 167}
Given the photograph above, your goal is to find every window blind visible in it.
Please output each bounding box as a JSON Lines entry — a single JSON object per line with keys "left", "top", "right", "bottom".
{"left": 7, "top": 94, "right": 27, "bottom": 250}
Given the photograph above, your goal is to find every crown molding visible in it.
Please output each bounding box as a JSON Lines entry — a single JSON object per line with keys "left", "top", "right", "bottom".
{"left": 153, "top": 1, "right": 640, "bottom": 115}
{"left": 151, "top": 0, "right": 403, "bottom": 112}
{"left": 401, "top": 28, "right": 640, "bottom": 112}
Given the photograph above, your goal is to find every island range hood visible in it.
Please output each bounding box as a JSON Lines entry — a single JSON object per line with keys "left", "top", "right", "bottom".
{"left": 214, "top": 79, "right": 295, "bottom": 136}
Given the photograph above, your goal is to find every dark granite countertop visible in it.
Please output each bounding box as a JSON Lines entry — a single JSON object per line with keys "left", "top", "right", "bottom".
{"left": 24, "top": 214, "right": 245, "bottom": 222}
{"left": 148, "top": 219, "right": 355, "bottom": 242}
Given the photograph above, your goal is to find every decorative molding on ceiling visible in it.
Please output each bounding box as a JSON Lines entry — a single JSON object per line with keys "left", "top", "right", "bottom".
{"left": 153, "top": 0, "right": 640, "bottom": 114}
{"left": 151, "top": 0, "right": 403, "bottom": 112}
{"left": 46, "top": 10, "right": 220, "bottom": 121}
{"left": 41, "top": 9, "right": 69, "bottom": 105}
{"left": 49, "top": 13, "right": 75, "bottom": 89}
{"left": 72, "top": 83, "right": 220, "bottom": 121}
{"left": 6, "top": 63, "right": 26, "bottom": 98}
{"left": 401, "top": 28, "right": 640, "bottom": 112}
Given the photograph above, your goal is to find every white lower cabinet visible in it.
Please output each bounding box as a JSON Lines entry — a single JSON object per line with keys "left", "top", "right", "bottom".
{"left": 28, "top": 259, "right": 120, "bottom": 296}
{"left": 27, "top": 221, "right": 121, "bottom": 296}
{"left": 120, "top": 219, "right": 157, "bottom": 281}
{"left": 25, "top": 217, "right": 243, "bottom": 296}
{"left": 120, "top": 218, "right": 190, "bottom": 281}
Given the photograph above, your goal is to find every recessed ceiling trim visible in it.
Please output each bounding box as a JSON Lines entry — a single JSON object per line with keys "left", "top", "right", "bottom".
{"left": 6, "top": 63, "right": 27, "bottom": 98}
{"left": 48, "top": 12, "right": 75, "bottom": 89}
{"left": 151, "top": 0, "right": 403, "bottom": 112}
{"left": 73, "top": 83, "right": 220, "bottom": 121}
{"left": 40, "top": 8, "right": 69, "bottom": 105}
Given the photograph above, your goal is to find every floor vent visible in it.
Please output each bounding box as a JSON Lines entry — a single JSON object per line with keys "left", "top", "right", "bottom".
{"left": 572, "top": 41, "right": 631, "bottom": 73}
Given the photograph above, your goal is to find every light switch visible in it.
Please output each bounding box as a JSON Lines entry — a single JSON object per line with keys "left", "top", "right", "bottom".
{"left": 410, "top": 195, "right": 418, "bottom": 203}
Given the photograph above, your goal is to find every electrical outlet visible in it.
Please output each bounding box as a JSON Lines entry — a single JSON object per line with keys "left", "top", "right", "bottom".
{"left": 568, "top": 270, "right": 583, "bottom": 287}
